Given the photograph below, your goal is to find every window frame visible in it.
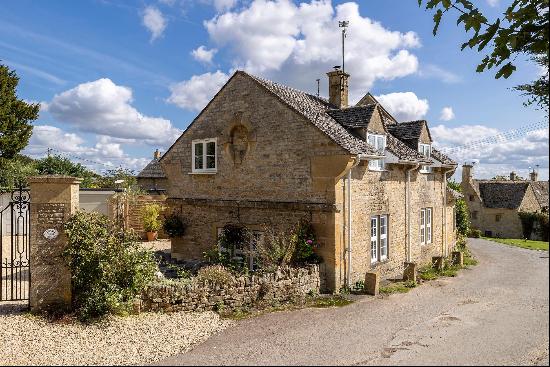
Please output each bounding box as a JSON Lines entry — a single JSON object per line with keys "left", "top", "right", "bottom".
{"left": 370, "top": 214, "right": 389, "bottom": 264}
{"left": 418, "top": 143, "right": 432, "bottom": 173}
{"left": 192, "top": 138, "right": 217, "bottom": 174}
{"left": 367, "top": 133, "right": 386, "bottom": 171}
{"left": 420, "top": 208, "right": 432, "bottom": 245}
{"left": 217, "top": 227, "right": 263, "bottom": 271}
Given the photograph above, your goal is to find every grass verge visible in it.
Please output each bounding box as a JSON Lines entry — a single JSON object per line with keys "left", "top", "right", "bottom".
{"left": 219, "top": 294, "right": 353, "bottom": 320}
{"left": 481, "top": 237, "right": 549, "bottom": 251}
{"left": 379, "top": 280, "right": 417, "bottom": 295}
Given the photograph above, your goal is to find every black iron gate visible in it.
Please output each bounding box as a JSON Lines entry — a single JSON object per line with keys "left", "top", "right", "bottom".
{"left": 0, "top": 187, "right": 30, "bottom": 302}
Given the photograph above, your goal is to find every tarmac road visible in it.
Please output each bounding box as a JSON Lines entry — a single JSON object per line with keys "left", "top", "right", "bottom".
{"left": 159, "top": 238, "right": 549, "bottom": 366}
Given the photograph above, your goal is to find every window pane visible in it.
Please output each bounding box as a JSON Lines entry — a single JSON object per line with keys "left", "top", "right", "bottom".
{"left": 371, "top": 240, "right": 377, "bottom": 262}
{"left": 194, "top": 142, "right": 203, "bottom": 156}
{"left": 206, "top": 155, "right": 216, "bottom": 169}
{"left": 195, "top": 155, "right": 203, "bottom": 170}
{"left": 377, "top": 136, "right": 384, "bottom": 151}
{"left": 368, "top": 135, "right": 376, "bottom": 146}
{"left": 380, "top": 216, "right": 386, "bottom": 235}
{"left": 380, "top": 238, "right": 387, "bottom": 258}
{"left": 206, "top": 141, "right": 216, "bottom": 155}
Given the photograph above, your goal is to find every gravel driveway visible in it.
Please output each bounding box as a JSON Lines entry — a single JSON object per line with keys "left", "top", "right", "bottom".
{"left": 158, "top": 238, "right": 549, "bottom": 366}
{"left": 0, "top": 305, "right": 232, "bottom": 365}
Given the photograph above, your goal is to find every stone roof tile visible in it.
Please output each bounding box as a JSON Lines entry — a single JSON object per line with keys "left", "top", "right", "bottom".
{"left": 137, "top": 159, "right": 166, "bottom": 179}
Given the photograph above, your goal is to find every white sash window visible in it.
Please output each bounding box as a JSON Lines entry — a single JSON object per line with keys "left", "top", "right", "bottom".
{"left": 420, "top": 208, "right": 432, "bottom": 245}
{"left": 371, "top": 214, "right": 389, "bottom": 263}
{"left": 370, "top": 217, "right": 378, "bottom": 264}
{"left": 367, "top": 134, "right": 386, "bottom": 171}
{"left": 419, "top": 143, "right": 432, "bottom": 173}
{"left": 192, "top": 138, "right": 217, "bottom": 173}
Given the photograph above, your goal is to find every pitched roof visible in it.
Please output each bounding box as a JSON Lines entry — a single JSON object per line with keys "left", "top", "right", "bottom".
{"left": 137, "top": 159, "right": 166, "bottom": 179}
{"left": 387, "top": 120, "right": 431, "bottom": 141}
{"left": 447, "top": 187, "right": 464, "bottom": 200}
{"left": 477, "top": 181, "right": 530, "bottom": 209}
{"left": 431, "top": 147, "right": 456, "bottom": 166}
{"left": 326, "top": 105, "right": 377, "bottom": 128}
{"left": 246, "top": 72, "right": 380, "bottom": 156}
{"left": 531, "top": 181, "right": 549, "bottom": 209}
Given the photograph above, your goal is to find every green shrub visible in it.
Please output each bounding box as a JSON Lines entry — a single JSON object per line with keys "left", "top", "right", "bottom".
{"left": 448, "top": 181, "right": 470, "bottom": 236}
{"left": 162, "top": 213, "right": 186, "bottom": 238}
{"left": 468, "top": 228, "right": 481, "bottom": 238}
{"left": 290, "top": 219, "right": 322, "bottom": 265}
{"left": 254, "top": 227, "right": 295, "bottom": 272}
{"left": 141, "top": 204, "right": 163, "bottom": 232}
{"left": 63, "top": 212, "right": 158, "bottom": 321}
{"left": 196, "top": 265, "right": 235, "bottom": 287}
{"left": 519, "top": 211, "right": 549, "bottom": 241}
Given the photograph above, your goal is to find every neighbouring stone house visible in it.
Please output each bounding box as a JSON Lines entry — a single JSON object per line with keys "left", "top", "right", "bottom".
{"left": 160, "top": 69, "right": 459, "bottom": 291}
{"left": 137, "top": 149, "right": 168, "bottom": 193}
{"left": 461, "top": 165, "right": 549, "bottom": 239}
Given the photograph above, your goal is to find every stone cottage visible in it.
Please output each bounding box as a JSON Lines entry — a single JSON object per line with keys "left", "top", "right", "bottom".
{"left": 160, "top": 69, "right": 458, "bottom": 291}
{"left": 461, "top": 165, "right": 548, "bottom": 238}
{"left": 137, "top": 149, "right": 168, "bottom": 193}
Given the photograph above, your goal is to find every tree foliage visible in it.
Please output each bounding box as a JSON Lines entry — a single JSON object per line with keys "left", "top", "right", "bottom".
{"left": 0, "top": 154, "right": 37, "bottom": 189}
{"left": 35, "top": 154, "right": 99, "bottom": 188}
{"left": 0, "top": 64, "right": 39, "bottom": 159}
{"left": 448, "top": 180, "right": 471, "bottom": 236}
{"left": 419, "top": 0, "right": 549, "bottom": 113}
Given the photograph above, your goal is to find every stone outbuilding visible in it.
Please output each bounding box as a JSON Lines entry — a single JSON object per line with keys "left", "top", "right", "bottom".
{"left": 137, "top": 149, "right": 168, "bottom": 194}
{"left": 461, "top": 164, "right": 548, "bottom": 239}
{"left": 160, "top": 69, "right": 459, "bottom": 291}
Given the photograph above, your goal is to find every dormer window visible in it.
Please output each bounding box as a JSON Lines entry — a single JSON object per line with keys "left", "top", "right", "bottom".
{"left": 192, "top": 138, "right": 217, "bottom": 173}
{"left": 419, "top": 143, "right": 432, "bottom": 173}
{"left": 367, "top": 133, "right": 386, "bottom": 171}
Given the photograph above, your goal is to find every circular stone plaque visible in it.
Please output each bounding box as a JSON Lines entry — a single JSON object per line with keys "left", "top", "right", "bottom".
{"left": 43, "top": 228, "right": 59, "bottom": 240}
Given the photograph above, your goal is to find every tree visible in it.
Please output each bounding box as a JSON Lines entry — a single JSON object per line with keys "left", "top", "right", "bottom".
{"left": 96, "top": 168, "right": 139, "bottom": 190}
{"left": 0, "top": 154, "right": 37, "bottom": 189}
{"left": 419, "top": 0, "right": 549, "bottom": 114}
{"left": 0, "top": 64, "right": 39, "bottom": 159}
{"left": 35, "top": 154, "right": 99, "bottom": 188}
{"left": 448, "top": 180, "right": 471, "bottom": 236}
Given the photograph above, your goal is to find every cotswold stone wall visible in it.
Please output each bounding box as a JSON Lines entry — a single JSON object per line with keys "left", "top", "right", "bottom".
{"left": 140, "top": 265, "right": 320, "bottom": 313}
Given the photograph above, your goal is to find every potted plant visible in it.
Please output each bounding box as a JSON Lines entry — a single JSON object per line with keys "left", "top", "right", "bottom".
{"left": 141, "top": 203, "right": 163, "bottom": 241}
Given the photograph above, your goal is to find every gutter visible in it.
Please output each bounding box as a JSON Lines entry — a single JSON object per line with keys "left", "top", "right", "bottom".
{"left": 405, "top": 163, "right": 419, "bottom": 262}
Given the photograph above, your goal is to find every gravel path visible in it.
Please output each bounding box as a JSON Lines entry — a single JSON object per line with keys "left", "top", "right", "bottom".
{"left": 0, "top": 304, "right": 233, "bottom": 366}
{"left": 159, "top": 238, "right": 549, "bottom": 366}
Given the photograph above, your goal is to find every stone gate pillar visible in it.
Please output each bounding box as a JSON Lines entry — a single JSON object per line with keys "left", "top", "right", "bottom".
{"left": 28, "top": 175, "right": 81, "bottom": 313}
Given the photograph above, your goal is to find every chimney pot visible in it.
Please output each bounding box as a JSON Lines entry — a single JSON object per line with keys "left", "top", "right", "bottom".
{"left": 154, "top": 149, "right": 161, "bottom": 160}
{"left": 510, "top": 171, "right": 517, "bottom": 181}
{"left": 530, "top": 170, "right": 539, "bottom": 182}
{"left": 327, "top": 69, "right": 349, "bottom": 109}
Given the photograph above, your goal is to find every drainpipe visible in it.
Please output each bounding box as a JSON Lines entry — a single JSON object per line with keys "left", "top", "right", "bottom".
{"left": 345, "top": 156, "right": 361, "bottom": 287}
{"left": 442, "top": 167, "right": 454, "bottom": 257}
{"left": 405, "top": 164, "right": 419, "bottom": 262}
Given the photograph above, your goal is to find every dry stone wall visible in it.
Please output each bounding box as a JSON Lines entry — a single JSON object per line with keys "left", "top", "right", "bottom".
{"left": 140, "top": 265, "right": 320, "bottom": 313}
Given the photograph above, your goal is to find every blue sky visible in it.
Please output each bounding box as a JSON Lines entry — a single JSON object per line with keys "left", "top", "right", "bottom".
{"left": 1, "top": 0, "right": 548, "bottom": 180}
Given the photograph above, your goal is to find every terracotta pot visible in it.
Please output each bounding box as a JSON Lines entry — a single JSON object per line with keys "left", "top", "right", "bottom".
{"left": 146, "top": 231, "right": 158, "bottom": 241}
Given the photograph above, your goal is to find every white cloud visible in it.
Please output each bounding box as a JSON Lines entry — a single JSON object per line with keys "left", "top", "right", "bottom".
{"left": 47, "top": 78, "right": 181, "bottom": 146}
{"left": 191, "top": 46, "right": 218, "bottom": 64}
{"left": 432, "top": 124, "right": 549, "bottom": 180}
{"left": 374, "top": 92, "right": 429, "bottom": 121}
{"left": 203, "top": 0, "right": 420, "bottom": 100}
{"left": 486, "top": 0, "right": 500, "bottom": 7}
{"left": 142, "top": 6, "right": 167, "bottom": 42}
{"left": 167, "top": 71, "right": 230, "bottom": 111}
{"left": 439, "top": 106, "right": 455, "bottom": 121}
{"left": 25, "top": 125, "right": 153, "bottom": 173}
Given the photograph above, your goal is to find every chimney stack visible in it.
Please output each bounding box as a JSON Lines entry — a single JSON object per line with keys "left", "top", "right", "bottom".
{"left": 154, "top": 149, "right": 161, "bottom": 160}
{"left": 462, "top": 164, "right": 473, "bottom": 184}
{"left": 530, "top": 170, "right": 539, "bottom": 182}
{"left": 510, "top": 171, "right": 517, "bottom": 181}
{"left": 327, "top": 67, "right": 349, "bottom": 109}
